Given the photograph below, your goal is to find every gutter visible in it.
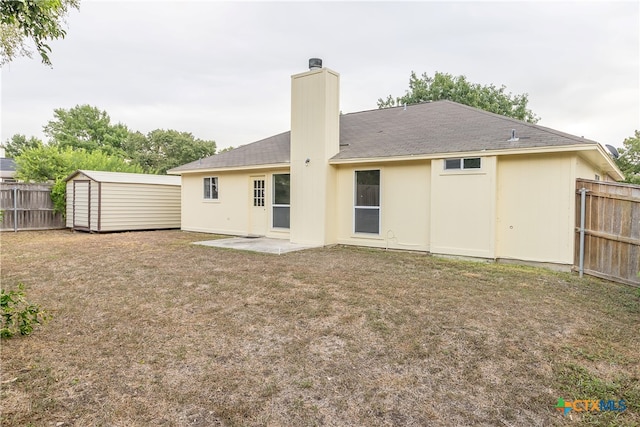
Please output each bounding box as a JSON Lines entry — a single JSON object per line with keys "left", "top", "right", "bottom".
{"left": 328, "top": 144, "right": 621, "bottom": 177}
{"left": 168, "top": 163, "right": 291, "bottom": 175}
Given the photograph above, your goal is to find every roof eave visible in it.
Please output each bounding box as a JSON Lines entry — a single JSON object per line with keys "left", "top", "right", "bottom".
{"left": 169, "top": 162, "right": 291, "bottom": 175}
{"left": 329, "top": 144, "right": 616, "bottom": 166}
{"left": 64, "top": 169, "right": 84, "bottom": 182}
{"left": 583, "top": 144, "right": 625, "bottom": 181}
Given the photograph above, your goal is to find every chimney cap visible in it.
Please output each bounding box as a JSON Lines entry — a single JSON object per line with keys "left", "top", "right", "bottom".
{"left": 309, "top": 58, "right": 322, "bottom": 70}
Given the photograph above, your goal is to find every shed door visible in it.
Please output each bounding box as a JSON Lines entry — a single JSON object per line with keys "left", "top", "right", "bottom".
{"left": 73, "top": 180, "right": 91, "bottom": 230}
{"left": 249, "top": 176, "right": 266, "bottom": 236}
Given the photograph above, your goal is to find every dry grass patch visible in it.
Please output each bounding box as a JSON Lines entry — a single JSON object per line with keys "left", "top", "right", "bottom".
{"left": 1, "top": 230, "right": 638, "bottom": 426}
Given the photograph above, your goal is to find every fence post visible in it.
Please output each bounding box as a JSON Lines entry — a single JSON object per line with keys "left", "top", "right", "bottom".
{"left": 13, "top": 186, "right": 18, "bottom": 232}
{"left": 578, "top": 187, "right": 589, "bottom": 278}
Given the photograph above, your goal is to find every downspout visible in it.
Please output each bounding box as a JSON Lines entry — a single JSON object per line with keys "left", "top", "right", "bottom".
{"left": 578, "top": 187, "right": 589, "bottom": 278}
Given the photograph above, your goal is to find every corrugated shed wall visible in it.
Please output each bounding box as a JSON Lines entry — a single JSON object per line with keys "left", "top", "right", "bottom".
{"left": 66, "top": 181, "right": 73, "bottom": 228}
{"left": 90, "top": 181, "right": 100, "bottom": 231}
{"left": 98, "top": 183, "right": 181, "bottom": 231}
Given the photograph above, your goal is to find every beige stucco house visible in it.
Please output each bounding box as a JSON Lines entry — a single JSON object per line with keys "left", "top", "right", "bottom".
{"left": 169, "top": 60, "right": 623, "bottom": 270}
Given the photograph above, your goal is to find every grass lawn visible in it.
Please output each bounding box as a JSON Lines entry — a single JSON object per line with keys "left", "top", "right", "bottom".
{"left": 1, "top": 230, "right": 638, "bottom": 426}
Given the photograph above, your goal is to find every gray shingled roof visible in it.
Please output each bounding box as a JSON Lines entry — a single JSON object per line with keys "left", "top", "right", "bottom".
{"left": 170, "top": 100, "right": 598, "bottom": 172}
{"left": 171, "top": 132, "right": 290, "bottom": 172}
{"left": 1, "top": 157, "right": 16, "bottom": 172}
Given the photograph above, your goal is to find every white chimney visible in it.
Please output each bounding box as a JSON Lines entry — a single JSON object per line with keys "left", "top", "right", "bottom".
{"left": 289, "top": 59, "right": 340, "bottom": 246}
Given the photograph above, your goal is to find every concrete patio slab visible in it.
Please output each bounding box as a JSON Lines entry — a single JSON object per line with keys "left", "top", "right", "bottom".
{"left": 193, "top": 237, "right": 320, "bottom": 254}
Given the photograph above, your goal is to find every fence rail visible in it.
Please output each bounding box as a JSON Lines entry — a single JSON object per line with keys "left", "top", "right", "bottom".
{"left": 0, "top": 183, "right": 65, "bottom": 231}
{"left": 575, "top": 179, "right": 640, "bottom": 287}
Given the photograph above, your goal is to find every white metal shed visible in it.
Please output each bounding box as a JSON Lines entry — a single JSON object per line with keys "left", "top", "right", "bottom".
{"left": 65, "top": 170, "right": 181, "bottom": 232}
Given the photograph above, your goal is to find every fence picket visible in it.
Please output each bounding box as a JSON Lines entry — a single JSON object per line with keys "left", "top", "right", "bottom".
{"left": 575, "top": 179, "right": 640, "bottom": 287}
{"left": 0, "top": 183, "right": 65, "bottom": 231}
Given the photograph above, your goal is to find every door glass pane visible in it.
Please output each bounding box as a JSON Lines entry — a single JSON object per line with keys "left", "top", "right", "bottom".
{"left": 253, "top": 180, "right": 265, "bottom": 207}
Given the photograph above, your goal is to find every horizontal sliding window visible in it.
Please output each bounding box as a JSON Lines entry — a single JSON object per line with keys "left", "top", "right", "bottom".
{"left": 444, "top": 157, "right": 481, "bottom": 170}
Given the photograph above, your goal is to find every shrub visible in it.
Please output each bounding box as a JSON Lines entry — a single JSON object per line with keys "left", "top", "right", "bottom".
{"left": 1, "top": 284, "right": 48, "bottom": 338}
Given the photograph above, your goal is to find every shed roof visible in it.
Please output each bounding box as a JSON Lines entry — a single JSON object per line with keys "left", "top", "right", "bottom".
{"left": 66, "top": 170, "right": 181, "bottom": 186}
{"left": 168, "top": 100, "right": 608, "bottom": 173}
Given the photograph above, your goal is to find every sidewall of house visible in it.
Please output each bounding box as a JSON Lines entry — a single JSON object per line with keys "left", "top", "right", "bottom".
{"left": 334, "top": 162, "right": 431, "bottom": 251}
{"left": 181, "top": 171, "right": 250, "bottom": 235}
{"left": 495, "top": 153, "right": 575, "bottom": 264}
{"left": 181, "top": 169, "right": 290, "bottom": 239}
{"left": 430, "top": 156, "right": 497, "bottom": 258}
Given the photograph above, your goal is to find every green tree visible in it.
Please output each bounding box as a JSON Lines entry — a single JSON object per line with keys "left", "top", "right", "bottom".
{"left": 2, "top": 134, "right": 43, "bottom": 158}
{"left": 14, "top": 145, "right": 68, "bottom": 183}
{"left": 0, "top": 0, "right": 80, "bottom": 66}
{"left": 126, "top": 129, "right": 216, "bottom": 174}
{"left": 15, "top": 145, "right": 142, "bottom": 213}
{"left": 378, "top": 71, "right": 539, "bottom": 123}
{"left": 43, "top": 105, "right": 129, "bottom": 156}
{"left": 615, "top": 130, "right": 640, "bottom": 185}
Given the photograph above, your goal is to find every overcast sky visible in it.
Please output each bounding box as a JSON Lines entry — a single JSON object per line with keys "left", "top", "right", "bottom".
{"left": 1, "top": 1, "right": 638, "bottom": 152}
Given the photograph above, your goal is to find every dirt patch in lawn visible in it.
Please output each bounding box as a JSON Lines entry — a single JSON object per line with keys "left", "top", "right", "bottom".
{"left": 1, "top": 230, "right": 638, "bottom": 426}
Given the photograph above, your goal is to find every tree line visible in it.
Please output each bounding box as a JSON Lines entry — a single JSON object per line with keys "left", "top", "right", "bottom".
{"left": 5, "top": 104, "right": 216, "bottom": 178}
{"left": 3, "top": 104, "right": 216, "bottom": 213}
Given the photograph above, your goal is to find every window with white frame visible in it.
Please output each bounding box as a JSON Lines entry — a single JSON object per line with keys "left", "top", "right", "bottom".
{"left": 354, "top": 170, "right": 380, "bottom": 234}
{"left": 273, "top": 174, "right": 290, "bottom": 228}
{"left": 444, "top": 157, "right": 481, "bottom": 170}
{"left": 203, "top": 177, "right": 218, "bottom": 200}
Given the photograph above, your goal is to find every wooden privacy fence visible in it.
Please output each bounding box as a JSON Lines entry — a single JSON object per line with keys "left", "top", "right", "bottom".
{"left": 575, "top": 179, "right": 640, "bottom": 287}
{"left": 0, "top": 183, "right": 65, "bottom": 231}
